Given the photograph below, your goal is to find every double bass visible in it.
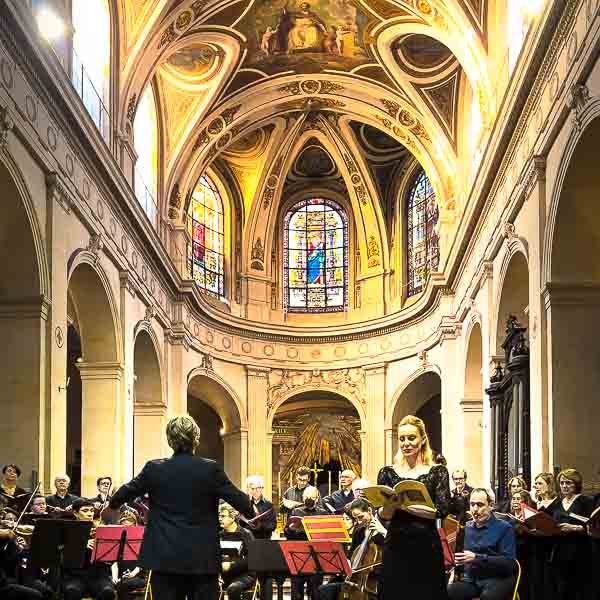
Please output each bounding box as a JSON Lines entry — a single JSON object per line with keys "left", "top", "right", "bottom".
{"left": 338, "top": 520, "right": 383, "bottom": 600}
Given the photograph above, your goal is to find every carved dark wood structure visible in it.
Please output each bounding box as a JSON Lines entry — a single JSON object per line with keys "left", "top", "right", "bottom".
{"left": 486, "top": 316, "right": 530, "bottom": 501}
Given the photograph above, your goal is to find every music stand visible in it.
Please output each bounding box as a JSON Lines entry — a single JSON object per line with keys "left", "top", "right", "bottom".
{"left": 92, "top": 525, "right": 145, "bottom": 563}
{"left": 30, "top": 519, "right": 92, "bottom": 597}
{"left": 279, "top": 541, "right": 351, "bottom": 577}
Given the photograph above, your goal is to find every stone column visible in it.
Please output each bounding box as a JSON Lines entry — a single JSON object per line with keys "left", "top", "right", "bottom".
{"left": 459, "top": 398, "right": 484, "bottom": 486}
{"left": 118, "top": 132, "right": 137, "bottom": 190}
{"left": 363, "top": 363, "right": 386, "bottom": 483}
{"left": 78, "top": 361, "right": 124, "bottom": 496}
{"left": 247, "top": 366, "right": 270, "bottom": 488}
{"left": 133, "top": 403, "right": 168, "bottom": 475}
{"left": 0, "top": 297, "right": 49, "bottom": 488}
{"left": 223, "top": 429, "right": 247, "bottom": 488}
{"left": 168, "top": 223, "right": 192, "bottom": 279}
{"left": 384, "top": 427, "right": 394, "bottom": 466}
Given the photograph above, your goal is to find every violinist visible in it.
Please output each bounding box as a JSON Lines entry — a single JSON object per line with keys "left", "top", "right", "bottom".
{"left": 317, "top": 498, "right": 386, "bottom": 600}
{"left": 29, "top": 496, "right": 48, "bottom": 516}
{"left": 281, "top": 467, "right": 311, "bottom": 514}
{"left": 90, "top": 477, "right": 112, "bottom": 512}
{"left": 45, "top": 474, "right": 80, "bottom": 515}
{"left": 63, "top": 498, "right": 115, "bottom": 600}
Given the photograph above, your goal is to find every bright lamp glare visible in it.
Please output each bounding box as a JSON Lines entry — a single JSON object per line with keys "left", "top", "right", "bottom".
{"left": 523, "top": 0, "right": 545, "bottom": 19}
{"left": 37, "top": 8, "right": 66, "bottom": 41}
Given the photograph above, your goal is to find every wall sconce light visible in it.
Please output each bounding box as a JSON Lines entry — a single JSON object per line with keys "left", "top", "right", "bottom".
{"left": 58, "top": 376, "right": 71, "bottom": 393}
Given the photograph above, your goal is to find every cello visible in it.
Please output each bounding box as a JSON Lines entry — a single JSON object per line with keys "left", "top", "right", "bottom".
{"left": 338, "top": 519, "right": 383, "bottom": 600}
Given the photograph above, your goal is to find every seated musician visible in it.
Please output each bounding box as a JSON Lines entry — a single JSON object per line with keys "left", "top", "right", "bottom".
{"left": 29, "top": 496, "right": 48, "bottom": 516}
{"left": 448, "top": 488, "right": 516, "bottom": 600}
{"left": 63, "top": 499, "right": 116, "bottom": 600}
{"left": 280, "top": 467, "right": 311, "bottom": 514}
{"left": 90, "top": 477, "right": 112, "bottom": 513}
{"left": 0, "top": 522, "right": 44, "bottom": 599}
{"left": 245, "top": 475, "right": 276, "bottom": 539}
{"left": 318, "top": 498, "right": 386, "bottom": 600}
{"left": 219, "top": 503, "right": 256, "bottom": 600}
{"left": 285, "top": 486, "right": 328, "bottom": 600}
{"left": 322, "top": 470, "right": 356, "bottom": 514}
{"left": 45, "top": 474, "right": 80, "bottom": 515}
{"left": 111, "top": 508, "right": 146, "bottom": 600}
{"left": 1, "top": 464, "right": 30, "bottom": 512}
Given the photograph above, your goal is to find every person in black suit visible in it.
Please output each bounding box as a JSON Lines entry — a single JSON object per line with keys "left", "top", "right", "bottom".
{"left": 105, "top": 415, "right": 252, "bottom": 600}
{"left": 449, "top": 469, "right": 473, "bottom": 518}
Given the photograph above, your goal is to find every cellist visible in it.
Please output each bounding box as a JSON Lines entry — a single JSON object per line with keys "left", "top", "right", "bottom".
{"left": 317, "top": 498, "right": 387, "bottom": 600}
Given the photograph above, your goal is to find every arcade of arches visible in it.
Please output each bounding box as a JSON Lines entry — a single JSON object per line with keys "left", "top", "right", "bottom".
{"left": 1, "top": 0, "right": 600, "bottom": 502}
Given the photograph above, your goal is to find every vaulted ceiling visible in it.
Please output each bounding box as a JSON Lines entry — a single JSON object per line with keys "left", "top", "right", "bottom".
{"left": 116, "top": 0, "right": 497, "bottom": 261}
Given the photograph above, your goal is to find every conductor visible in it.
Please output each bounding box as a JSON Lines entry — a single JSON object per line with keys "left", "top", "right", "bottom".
{"left": 103, "top": 415, "right": 252, "bottom": 600}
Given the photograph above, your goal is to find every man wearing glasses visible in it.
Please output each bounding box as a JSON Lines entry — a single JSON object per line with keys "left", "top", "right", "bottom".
{"left": 245, "top": 475, "right": 277, "bottom": 540}
{"left": 450, "top": 469, "right": 473, "bottom": 518}
{"left": 281, "top": 467, "right": 311, "bottom": 513}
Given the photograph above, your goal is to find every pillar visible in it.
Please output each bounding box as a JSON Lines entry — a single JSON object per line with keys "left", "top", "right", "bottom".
{"left": 364, "top": 363, "right": 386, "bottom": 483}
{"left": 223, "top": 429, "right": 247, "bottom": 488}
{"left": 384, "top": 427, "right": 394, "bottom": 466}
{"left": 247, "top": 366, "right": 270, "bottom": 489}
{"left": 133, "top": 403, "right": 168, "bottom": 475}
{"left": 459, "top": 398, "right": 484, "bottom": 486}
{"left": 78, "top": 361, "right": 124, "bottom": 496}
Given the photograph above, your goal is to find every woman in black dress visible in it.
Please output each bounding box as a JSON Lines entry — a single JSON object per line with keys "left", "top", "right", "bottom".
{"left": 377, "top": 415, "right": 450, "bottom": 600}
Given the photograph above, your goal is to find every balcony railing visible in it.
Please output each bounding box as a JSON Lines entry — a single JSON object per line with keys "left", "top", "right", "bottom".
{"left": 134, "top": 165, "right": 159, "bottom": 230}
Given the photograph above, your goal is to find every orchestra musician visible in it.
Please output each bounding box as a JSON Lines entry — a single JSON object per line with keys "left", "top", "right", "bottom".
{"left": 45, "top": 474, "right": 79, "bottom": 514}
{"left": 28, "top": 496, "right": 48, "bottom": 516}
{"left": 112, "top": 508, "right": 146, "bottom": 600}
{"left": 377, "top": 415, "right": 451, "bottom": 600}
{"left": 1, "top": 465, "right": 30, "bottom": 512}
{"left": 281, "top": 467, "right": 311, "bottom": 514}
{"left": 285, "top": 486, "right": 328, "bottom": 600}
{"left": 322, "top": 470, "right": 356, "bottom": 514}
{"left": 448, "top": 488, "right": 516, "bottom": 600}
{"left": 218, "top": 503, "right": 256, "bottom": 600}
{"left": 63, "top": 498, "right": 116, "bottom": 600}
{"left": 317, "top": 497, "right": 386, "bottom": 600}
{"left": 104, "top": 415, "right": 253, "bottom": 600}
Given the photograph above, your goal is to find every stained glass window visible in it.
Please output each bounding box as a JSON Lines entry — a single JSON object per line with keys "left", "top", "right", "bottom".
{"left": 188, "top": 176, "right": 225, "bottom": 298}
{"left": 407, "top": 171, "right": 440, "bottom": 297}
{"left": 284, "top": 199, "right": 348, "bottom": 313}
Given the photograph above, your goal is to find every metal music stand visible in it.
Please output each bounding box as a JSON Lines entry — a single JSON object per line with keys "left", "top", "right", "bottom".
{"left": 279, "top": 541, "right": 351, "bottom": 577}
{"left": 30, "top": 518, "right": 92, "bottom": 597}
{"left": 92, "top": 525, "right": 145, "bottom": 563}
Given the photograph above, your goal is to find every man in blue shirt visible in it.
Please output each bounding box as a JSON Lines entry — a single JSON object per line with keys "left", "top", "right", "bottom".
{"left": 448, "top": 488, "right": 516, "bottom": 600}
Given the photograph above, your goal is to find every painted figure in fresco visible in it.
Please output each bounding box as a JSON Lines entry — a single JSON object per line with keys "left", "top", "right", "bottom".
{"left": 261, "top": 26, "right": 278, "bottom": 55}
{"left": 307, "top": 232, "right": 325, "bottom": 285}
{"left": 275, "top": 7, "right": 294, "bottom": 53}
{"left": 287, "top": 2, "right": 328, "bottom": 52}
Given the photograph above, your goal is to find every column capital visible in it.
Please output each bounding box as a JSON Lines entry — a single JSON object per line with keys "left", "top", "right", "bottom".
{"left": 246, "top": 365, "right": 271, "bottom": 378}
{"left": 77, "top": 361, "right": 124, "bottom": 380}
{"left": 0, "top": 295, "right": 51, "bottom": 320}
{"left": 542, "top": 282, "right": 600, "bottom": 309}
{"left": 133, "top": 402, "right": 167, "bottom": 416}
{"left": 459, "top": 398, "right": 484, "bottom": 413}
{"left": 364, "top": 362, "right": 387, "bottom": 375}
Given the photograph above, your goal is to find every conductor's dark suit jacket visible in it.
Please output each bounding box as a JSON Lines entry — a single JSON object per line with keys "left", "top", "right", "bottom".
{"left": 110, "top": 454, "right": 252, "bottom": 575}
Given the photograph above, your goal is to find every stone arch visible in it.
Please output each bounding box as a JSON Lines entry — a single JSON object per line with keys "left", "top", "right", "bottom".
{"left": 463, "top": 320, "right": 484, "bottom": 486}
{"left": 0, "top": 154, "right": 48, "bottom": 488}
{"left": 132, "top": 325, "right": 165, "bottom": 474}
{"left": 387, "top": 368, "right": 442, "bottom": 463}
{"left": 544, "top": 115, "right": 600, "bottom": 483}
{"left": 67, "top": 260, "right": 124, "bottom": 495}
{"left": 187, "top": 369, "right": 247, "bottom": 485}
{"left": 493, "top": 248, "right": 529, "bottom": 355}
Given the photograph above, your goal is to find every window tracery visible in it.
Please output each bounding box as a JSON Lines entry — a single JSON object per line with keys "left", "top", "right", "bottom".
{"left": 188, "top": 176, "right": 225, "bottom": 299}
{"left": 406, "top": 171, "right": 440, "bottom": 297}
{"left": 283, "top": 199, "right": 348, "bottom": 313}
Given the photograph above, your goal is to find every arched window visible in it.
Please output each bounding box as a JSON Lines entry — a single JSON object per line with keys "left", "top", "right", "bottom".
{"left": 188, "top": 176, "right": 225, "bottom": 299}
{"left": 406, "top": 170, "right": 440, "bottom": 297}
{"left": 133, "top": 85, "right": 159, "bottom": 226}
{"left": 284, "top": 199, "right": 348, "bottom": 313}
{"left": 71, "top": 0, "right": 111, "bottom": 140}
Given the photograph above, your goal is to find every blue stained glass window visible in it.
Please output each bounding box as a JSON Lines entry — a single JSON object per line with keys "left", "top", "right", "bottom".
{"left": 407, "top": 171, "right": 440, "bottom": 297}
{"left": 188, "top": 176, "right": 225, "bottom": 299}
{"left": 284, "top": 199, "right": 348, "bottom": 313}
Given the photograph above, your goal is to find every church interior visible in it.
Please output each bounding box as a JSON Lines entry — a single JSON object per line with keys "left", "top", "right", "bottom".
{"left": 1, "top": 0, "right": 599, "bottom": 525}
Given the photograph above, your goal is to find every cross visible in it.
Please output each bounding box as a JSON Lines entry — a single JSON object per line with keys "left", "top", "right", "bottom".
{"left": 310, "top": 462, "right": 323, "bottom": 485}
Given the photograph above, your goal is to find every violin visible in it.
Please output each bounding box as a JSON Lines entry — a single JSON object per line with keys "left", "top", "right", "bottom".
{"left": 338, "top": 520, "right": 383, "bottom": 600}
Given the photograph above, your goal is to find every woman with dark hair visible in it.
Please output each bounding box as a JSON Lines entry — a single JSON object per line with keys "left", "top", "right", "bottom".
{"left": 377, "top": 415, "right": 450, "bottom": 600}
{"left": 496, "top": 476, "right": 527, "bottom": 514}
{"left": 548, "top": 469, "right": 594, "bottom": 600}
{"left": 0, "top": 464, "right": 28, "bottom": 512}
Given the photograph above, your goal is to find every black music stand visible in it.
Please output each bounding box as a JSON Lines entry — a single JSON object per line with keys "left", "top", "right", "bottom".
{"left": 30, "top": 519, "right": 92, "bottom": 596}
{"left": 248, "top": 540, "right": 288, "bottom": 600}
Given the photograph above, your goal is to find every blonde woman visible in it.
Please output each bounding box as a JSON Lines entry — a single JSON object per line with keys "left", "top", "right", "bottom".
{"left": 377, "top": 415, "right": 451, "bottom": 600}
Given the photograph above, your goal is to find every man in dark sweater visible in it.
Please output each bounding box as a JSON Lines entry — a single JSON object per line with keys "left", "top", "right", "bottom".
{"left": 219, "top": 503, "right": 256, "bottom": 600}
{"left": 45, "top": 474, "right": 79, "bottom": 514}
{"left": 244, "top": 475, "right": 276, "bottom": 539}
{"left": 448, "top": 488, "right": 516, "bottom": 600}
{"left": 322, "top": 469, "right": 356, "bottom": 514}
{"left": 285, "top": 486, "right": 328, "bottom": 600}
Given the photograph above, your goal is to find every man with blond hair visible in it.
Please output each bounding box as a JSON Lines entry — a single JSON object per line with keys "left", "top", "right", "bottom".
{"left": 106, "top": 415, "right": 252, "bottom": 600}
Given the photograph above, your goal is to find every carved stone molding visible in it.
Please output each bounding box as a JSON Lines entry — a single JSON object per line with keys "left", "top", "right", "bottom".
{"left": 266, "top": 368, "right": 366, "bottom": 415}
{"left": 200, "top": 352, "right": 213, "bottom": 371}
{"left": 0, "top": 105, "right": 14, "bottom": 150}
{"left": 251, "top": 237, "right": 265, "bottom": 271}
{"left": 144, "top": 305, "right": 156, "bottom": 324}
{"left": 367, "top": 236, "right": 381, "bottom": 268}
{"left": 568, "top": 83, "right": 592, "bottom": 132}
{"left": 119, "top": 271, "right": 137, "bottom": 298}
{"left": 460, "top": 398, "right": 483, "bottom": 413}
{"left": 86, "top": 233, "right": 104, "bottom": 264}
{"left": 502, "top": 221, "right": 516, "bottom": 240}
{"left": 46, "top": 172, "right": 72, "bottom": 214}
